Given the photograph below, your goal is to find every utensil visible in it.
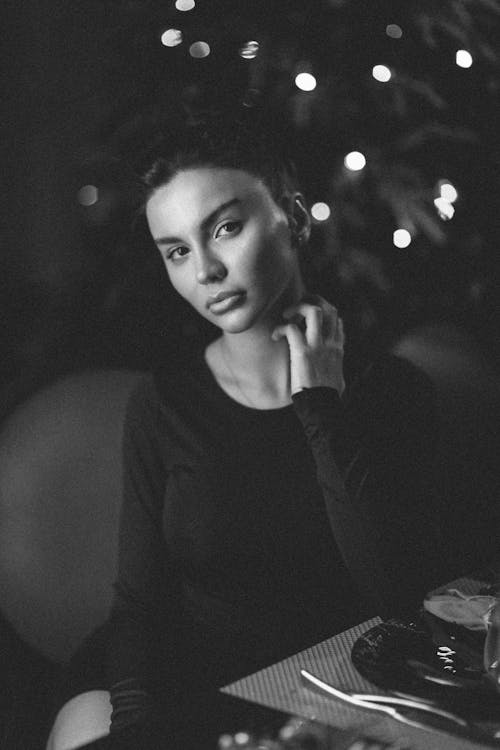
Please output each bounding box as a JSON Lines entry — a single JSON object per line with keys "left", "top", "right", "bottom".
{"left": 300, "top": 668, "right": 500, "bottom": 745}
{"left": 350, "top": 617, "right": 500, "bottom": 720}
{"left": 300, "top": 668, "right": 468, "bottom": 725}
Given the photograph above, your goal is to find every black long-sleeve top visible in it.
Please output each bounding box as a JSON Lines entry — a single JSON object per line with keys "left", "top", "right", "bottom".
{"left": 106, "top": 347, "right": 446, "bottom": 742}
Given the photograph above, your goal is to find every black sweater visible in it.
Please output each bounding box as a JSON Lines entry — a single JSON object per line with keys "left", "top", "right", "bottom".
{"left": 106, "top": 348, "right": 445, "bottom": 742}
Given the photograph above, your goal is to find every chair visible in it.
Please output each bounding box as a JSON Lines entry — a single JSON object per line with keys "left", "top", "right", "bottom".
{"left": 0, "top": 369, "right": 141, "bottom": 748}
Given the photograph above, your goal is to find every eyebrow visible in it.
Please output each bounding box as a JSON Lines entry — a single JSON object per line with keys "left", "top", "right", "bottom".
{"left": 154, "top": 197, "right": 242, "bottom": 246}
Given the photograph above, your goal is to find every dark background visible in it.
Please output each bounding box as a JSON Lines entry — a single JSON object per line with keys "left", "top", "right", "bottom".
{"left": 2, "top": 0, "right": 500, "bottom": 417}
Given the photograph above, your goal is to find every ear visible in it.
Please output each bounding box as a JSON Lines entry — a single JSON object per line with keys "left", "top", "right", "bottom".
{"left": 284, "top": 192, "right": 311, "bottom": 248}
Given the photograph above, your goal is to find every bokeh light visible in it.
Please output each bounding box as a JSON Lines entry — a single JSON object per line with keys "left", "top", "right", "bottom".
{"left": 175, "top": 0, "right": 195, "bottom": 10}
{"left": 77, "top": 185, "right": 98, "bottom": 206}
{"left": 439, "top": 181, "right": 458, "bottom": 203}
{"left": 234, "top": 733, "right": 251, "bottom": 746}
{"left": 372, "top": 64, "right": 392, "bottom": 83}
{"left": 456, "top": 49, "right": 473, "bottom": 68}
{"left": 344, "top": 151, "right": 366, "bottom": 171}
{"left": 189, "top": 41, "right": 210, "bottom": 58}
{"left": 386, "top": 24, "right": 403, "bottom": 39}
{"left": 311, "top": 202, "right": 331, "bottom": 221}
{"left": 279, "top": 724, "right": 296, "bottom": 741}
{"left": 393, "top": 229, "right": 412, "bottom": 248}
{"left": 239, "top": 40, "right": 259, "bottom": 59}
{"left": 295, "top": 72, "right": 317, "bottom": 91}
{"left": 160, "top": 28, "right": 183, "bottom": 47}
{"left": 434, "top": 197, "right": 455, "bottom": 221}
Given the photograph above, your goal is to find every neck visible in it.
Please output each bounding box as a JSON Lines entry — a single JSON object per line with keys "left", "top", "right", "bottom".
{"left": 216, "top": 278, "right": 306, "bottom": 405}
{"left": 215, "top": 332, "right": 290, "bottom": 409}
{"left": 222, "top": 328, "right": 289, "bottom": 384}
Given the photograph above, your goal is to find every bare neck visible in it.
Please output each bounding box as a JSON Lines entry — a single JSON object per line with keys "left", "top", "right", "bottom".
{"left": 206, "top": 274, "right": 306, "bottom": 409}
{"left": 206, "top": 329, "right": 291, "bottom": 410}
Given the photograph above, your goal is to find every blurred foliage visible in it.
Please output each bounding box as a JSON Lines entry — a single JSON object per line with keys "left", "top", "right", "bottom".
{"left": 79, "top": 0, "right": 500, "bottom": 361}
{"left": 3, "top": 0, "right": 500, "bottom": 402}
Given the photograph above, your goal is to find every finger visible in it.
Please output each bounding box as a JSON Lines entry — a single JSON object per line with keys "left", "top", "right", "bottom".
{"left": 283, "top": 303, "right": 323, "bottom": 347}
{"left": 283, "top": 297, "right": 325, "bottom": 320}
{"left": 323, "top": 306, "right": 343, "bottom": 344}
{"left": 272, "top": 323, "right": 306, "bottom": 353}
{"left": 288, "top": 297, "right": 342, "bottom": 341}
{"left": 332, "top": 314, "right": 345, "bottom": 345}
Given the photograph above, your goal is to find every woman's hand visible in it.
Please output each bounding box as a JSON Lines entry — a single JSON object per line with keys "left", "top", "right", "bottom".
{"left": 272, "top": 296, "right": 345, "bottom": 396}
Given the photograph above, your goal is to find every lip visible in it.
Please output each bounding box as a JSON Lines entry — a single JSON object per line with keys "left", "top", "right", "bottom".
{"left": 207, "top": 291, "right": 245, "bottom": 314}
{"left": 207, "top": 290, "right": 244, "bottom": 307}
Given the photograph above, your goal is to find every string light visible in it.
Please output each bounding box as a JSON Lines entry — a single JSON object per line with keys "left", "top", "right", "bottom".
{"left": 311, "top": 202, "right": 331, "bottom": 221}
{"left": 386, "top": 24, "right": 403, "bottom": 39}
{"left": 456, "top": 50, "right": 473, "bottom": 68}
{"left": 344, "top": 151, "right": 366, "bottom": 171}
{"left": 393, "top": 229, "right": 412, "bottom": 248}
{"left": 439, "top": 180, "right": 458, "bottom": 203}
{"left": 434, "top": 197, "right": 455, "bottom": 220}
{"left": 295, "top": 72, "right": 316, "bottom": 91}
{"left": 189, "top": 41, "right": 210, "bottom": 58}
{"left": 77, "top": 185, "right": 98, "bottom": 206}
{"left": 175, "top": 0, "right": 195, "bottom": 10}
{"left": 160, "top": 29, "right": 183, "bottom": 47}
{"left": 239, "top": 40, "right": 259, "bottom": 59}
{"left": 372, "top": 64, "right": 392, "bottom": 83}
{"left": 234, "top": 733, "right": 251, "bottom": 746}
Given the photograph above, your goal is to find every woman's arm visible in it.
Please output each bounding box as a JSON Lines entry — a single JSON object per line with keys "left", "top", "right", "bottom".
{"left": 274, "top": 297, "right": 448, "bottom": 619}
{"left": 106, "top": 376, "right": 177, "bottom": 735}
{"left": 292, "top": 355, "right": 448, "bottom": 619}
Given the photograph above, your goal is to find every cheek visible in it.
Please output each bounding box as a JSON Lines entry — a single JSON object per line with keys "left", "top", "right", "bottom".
{"left": 255, "top": 229, "right": 295, "bottom": 285}
{"left": 165, "top": 268, "right": 203, "bottom": 309}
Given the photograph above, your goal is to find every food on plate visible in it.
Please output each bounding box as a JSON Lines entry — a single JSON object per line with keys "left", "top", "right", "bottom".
{"left": 423, "top": 591, "right": 496, "bottom": 630}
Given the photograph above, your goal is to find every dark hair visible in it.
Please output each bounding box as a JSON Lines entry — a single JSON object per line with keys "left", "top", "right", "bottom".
{"left": 140, "top": 113, "right": 301, "bottom": 209}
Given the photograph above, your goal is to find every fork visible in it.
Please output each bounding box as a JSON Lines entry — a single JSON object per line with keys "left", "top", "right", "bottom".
{"left": 300, "top": 668, "right": 468, "bottom": 725}
{"left": 299, "top": 668, "right": 500, "bottom": 745}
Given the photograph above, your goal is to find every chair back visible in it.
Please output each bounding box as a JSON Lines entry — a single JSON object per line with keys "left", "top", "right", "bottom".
{"left": 0, "top": 369, "right": 141, "bottom": 663}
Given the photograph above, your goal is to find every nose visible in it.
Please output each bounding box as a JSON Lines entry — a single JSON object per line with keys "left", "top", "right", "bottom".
{"left": 195, "top": 248, "right": 227, "bottom": 285}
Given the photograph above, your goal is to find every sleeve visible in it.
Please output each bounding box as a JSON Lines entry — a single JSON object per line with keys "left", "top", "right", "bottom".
{"left": 292, "top": 354, "right": 450, "bottom": 620}
{"left": 106, "top": 375, "right": 179, "bottom": 736}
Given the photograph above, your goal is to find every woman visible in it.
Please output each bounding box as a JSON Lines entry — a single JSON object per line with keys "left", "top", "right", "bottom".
{"left": 47, "top": 117, "right": 445, "bottom": 749}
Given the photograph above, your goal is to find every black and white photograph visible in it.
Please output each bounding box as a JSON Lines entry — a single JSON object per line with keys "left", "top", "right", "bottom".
{"left": 2, "top": 2, "right": 500, "bottom": 748}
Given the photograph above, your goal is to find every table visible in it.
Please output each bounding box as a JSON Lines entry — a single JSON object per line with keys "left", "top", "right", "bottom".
{"left": 221, "top": 574, "right": 499, "bottom": 749}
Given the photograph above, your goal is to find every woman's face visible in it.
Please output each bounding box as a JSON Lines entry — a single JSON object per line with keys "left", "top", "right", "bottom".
{"left": 145, "top": 166, "right": 303, "bottom": 333}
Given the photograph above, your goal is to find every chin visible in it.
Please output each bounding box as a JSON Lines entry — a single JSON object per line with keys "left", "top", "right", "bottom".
{"left": 204, "top": 292, "right": 282, "bottom": 334}
{"left": 215, "top": 319, "right": 254, "bottom": 335}
{"left": 207, "top": 309, "right": 262, "bottom": 334}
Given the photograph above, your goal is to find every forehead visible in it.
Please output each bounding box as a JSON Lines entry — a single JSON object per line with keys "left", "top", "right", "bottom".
{"left": 145, "top": 167, "right": 277, "bottom": 230}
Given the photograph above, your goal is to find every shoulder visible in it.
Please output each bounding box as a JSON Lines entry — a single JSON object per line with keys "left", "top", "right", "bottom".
{"left": 125, "top": 372, "right": 162, "bottom": 425}
{"left": 121, "top": 374, "right": 168, "bottom": 462}
{"left": 125, "top": 346, "right": 205, "bottom": 415}
{"left": 152, "top": 345, "right": 210, "bottom": 407}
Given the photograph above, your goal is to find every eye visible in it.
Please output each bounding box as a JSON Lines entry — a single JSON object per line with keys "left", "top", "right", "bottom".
{"left": 166, "top": 246, "right": 190, "bottom": 263}
{"left": 215, "top": 221, "right": 241, "bottom": 238}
